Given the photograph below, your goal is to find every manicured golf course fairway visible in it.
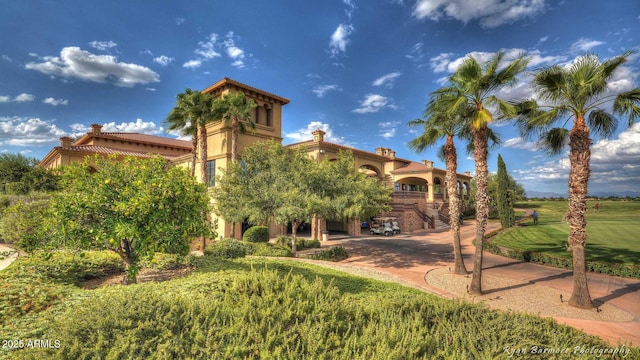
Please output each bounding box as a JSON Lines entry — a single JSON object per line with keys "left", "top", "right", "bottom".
{"left": 491, "top": 200, "right": 640, "bottom": 265}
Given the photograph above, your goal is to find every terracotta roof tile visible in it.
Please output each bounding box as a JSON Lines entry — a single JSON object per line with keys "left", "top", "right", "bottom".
{"left": 60, "top": 145, "right": 179, "bottom": 159}
{"left": 96, "top": 133, "right": 192, "bottom": 149}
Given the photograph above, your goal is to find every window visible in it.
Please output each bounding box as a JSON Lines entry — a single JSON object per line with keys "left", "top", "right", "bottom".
{"left": 206, "top": 160, "right": 216, "bottom": 187}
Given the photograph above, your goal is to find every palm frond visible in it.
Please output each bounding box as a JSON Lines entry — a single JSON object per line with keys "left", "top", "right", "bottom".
{"left": 534, "top": 65, "right": 566, "bottom": 102}
{"left": 539, "top": 128, "right": 569, "bottom": 155}
{"left": 613, "top": 88, "right": 640, "bottom": 127}
{"left": 587, "top": 109, "right": 618, "bottom": 138}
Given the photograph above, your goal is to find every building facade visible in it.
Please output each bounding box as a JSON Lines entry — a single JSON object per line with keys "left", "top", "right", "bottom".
{"left": 38, "top": 77, "right": 472, "bottom": 243}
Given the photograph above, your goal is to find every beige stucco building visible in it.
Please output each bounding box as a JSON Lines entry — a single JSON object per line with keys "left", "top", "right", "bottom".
{"left": 38, "top": 77, "right": 472, "bottom": 243}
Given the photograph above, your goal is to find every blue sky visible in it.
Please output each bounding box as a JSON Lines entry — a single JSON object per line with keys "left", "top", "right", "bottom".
{"left": 1, "top": 0, "right": 639, "bottom": 195}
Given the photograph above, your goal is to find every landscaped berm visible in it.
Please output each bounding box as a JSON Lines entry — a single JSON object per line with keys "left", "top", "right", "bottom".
{"left": 1, "top": 246, "right": 638, "bottom": 359}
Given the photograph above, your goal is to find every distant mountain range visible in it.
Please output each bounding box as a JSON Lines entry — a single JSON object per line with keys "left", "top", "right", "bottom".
{"left": 526, "top": 190, "right": 640, "bottom": 198}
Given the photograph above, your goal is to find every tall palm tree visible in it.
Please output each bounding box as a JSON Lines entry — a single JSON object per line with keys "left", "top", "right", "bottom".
{"left": 408, "top": 94, "right": 472, "bottom": 275}
{"left": 515, "top": 52, "right": 640, "bottom": 308}
{"left": 165, "top": 89, "right": 199, "bottom": 177}
{"left": 211, "top": 92, "right": 257, "bottom": 162}
{"left": 438, "top": 51, "right": 529, "bottom": 295}
{"left": 166, "top": 88, "right": 216, "bottom": 183}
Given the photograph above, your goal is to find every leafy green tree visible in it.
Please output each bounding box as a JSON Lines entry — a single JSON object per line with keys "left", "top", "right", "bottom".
{"left": 0, "top": 153, "right": 58, "bottom": 194}
{"left": 0, "top": 198, "right": 49, "bottom": 247}
{"left": 514, "top": 52, "right": 640, "bottom": 308}
{"left": 40, "top": 155, "right": 212, "bottom": 284}
{"left": 211, "top": 92, "right": 257, "bottom": 162}
{"left": 496, "top": 154, "right": 516, "bottom": 228}
{"left": 436, "top": 51, "right": 529, "bottom": 295}
{"left": 408, "top": 94, "right": 472, "bottom": 275}
{"left": 166, "top": 88, "right": 216, "bottom": 181}
{"left": 212, "top": 141, "right": 391, "bottom": 256}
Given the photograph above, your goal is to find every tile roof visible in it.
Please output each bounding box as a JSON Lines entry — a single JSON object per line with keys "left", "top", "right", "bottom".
{"left": 59, "top": 145, "right": 174, "bottom": 158}
{"left": 392, "top": 162, "right": 436, "bottom": 174}
{"left": 202, "top": 77, "right": 290, "bottom": 105}
{"left": 76, "top": 132, "right": 192, "bottom": 150}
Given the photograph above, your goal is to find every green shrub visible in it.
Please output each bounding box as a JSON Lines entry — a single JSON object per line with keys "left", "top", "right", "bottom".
{"left": 10, "top": 264, "right": 632, "bottom": 359}
{"left": 244, "top": 241, "right": 292, "bottom": 257}
{"left": 9, "top": 250, "right": 124, "bottom": 284}
{"left": 139, "top": 253, "right": 194, "bottom": 270}
{"left": 276, "top": 236, "right": 321, "bottom": 250}
{"left": 308, "top": 246, "right": 349, "bottom": 261}
{"left": 204, "top": 238, "right": 247, "bottom": 258}
{"left": 242, "top": 226, "right": 269, "bottom": 243}
{"left": 0, "top": 199, "right": 48, "bottom": 247}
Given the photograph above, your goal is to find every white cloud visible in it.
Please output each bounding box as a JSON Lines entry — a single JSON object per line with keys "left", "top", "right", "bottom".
{"left": 224, "top": 32, "right": 246, "bottom": 68}
{"left": 343, "top": 0, "right": 356, "bottom": 19}
{"left": 153, "top": 55, "right": 174, "bottom": 66}
{"left": 89, "top": 40, "right": 117, "bottom": 51}
{"left": 0, "top": 93, "right": 35, "bottom": 103}
{"left": 15, "top": 93, "right": 35, "bottom": 102}
{"left": 570, "top": 38, "right": 605, "bottom": 53}
{"left": 176, "top": 18, "right": 185, "bottom": 25}
{"left": 284, "top": 121, "right": 352, "bottom": 146}
{"left": 503, "top": 137, "right": 538, "bottom": 151}
{"left": 514, "top": 123, "right": 640, "bottom": 193}
{"left": 25, "top": 47, "right": 160, "bottom": 87}
{"left": 70, "top": 119, "right": 164, "bottom": 136}
{"left": 1, "top": 55, "right": 11, "bottom": 62}
{"left": 405, "top": 42, "right": 425, "bottom": 63}
{"left": 379, "top": 121, "right": 401, "bottom": 139}
{"left": 182, "top": 60, "right": 202, "bottom": 69}
{"left": 102, "top": 118, "right": 164, "bottom": 134}
{"left": 195, "top": 33, "right": 222, "bottom": 60}
{"left": 312, "top": 84, "right": 342, "bottom": 98}
{"left": 329, "top": 24, "right": 354, "bottom": 57}
{"left": 372, "top": 72, "right": 402, "bottom": 88}
{"left": 0, "top": 116, "right": 66, "bottom": 146}
{"left": 413, "top": 0, "right": 545, "bottom": 28}
{"left": 353, "top": 94, "right": 396, "bottom": 114}
{"left": 43, "top": 97, "right": 68, "bottom": 106}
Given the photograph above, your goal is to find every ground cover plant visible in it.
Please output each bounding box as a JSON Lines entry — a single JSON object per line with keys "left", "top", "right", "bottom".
{"left": 3, "top": 254, "right": 637, "bottom": 359}
{"left": 489, "top": 200, "right": 640, "bottom": 276}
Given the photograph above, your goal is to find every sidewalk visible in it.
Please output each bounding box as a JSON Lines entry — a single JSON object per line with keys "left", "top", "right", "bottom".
{"left": 319, "top": 222, "right": 640, "bottom": 347}
{"left": 0, "top": 243, "right": 18, "bottom": 271}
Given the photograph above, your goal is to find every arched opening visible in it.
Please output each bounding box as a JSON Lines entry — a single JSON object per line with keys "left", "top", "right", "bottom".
{"left": 359, "top": 164, "right": 381, "bottom": 179}
{"left": 433, "top": 177, "right": 443, "bottom": 199}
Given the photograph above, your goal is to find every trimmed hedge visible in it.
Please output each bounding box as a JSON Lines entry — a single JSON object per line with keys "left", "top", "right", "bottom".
{"left": 307, "top": 246, "right": 349, "bottom": 262}
{"left": 484, "top": 238, "right": 640, "bottom": 278}
{"left": 204, "top": 238, "right": 247, "bottom": 259}
{"left": 242, "top": 226, "right": 269, "bottom": 243}
{"left": 276, "top": 236, "right": 321, "bottom": 250}
{"left": 244, "top": 242, "right": 292, "bottom": 257}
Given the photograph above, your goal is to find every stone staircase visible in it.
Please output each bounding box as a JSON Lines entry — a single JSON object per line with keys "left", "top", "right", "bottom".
{"left": 426, "top": 207, "right": 449, "bottom": 230}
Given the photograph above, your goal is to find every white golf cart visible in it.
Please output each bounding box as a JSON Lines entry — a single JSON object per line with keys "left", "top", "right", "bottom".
{"left": 369, "top": 217, "right": 397, "bottom": 236}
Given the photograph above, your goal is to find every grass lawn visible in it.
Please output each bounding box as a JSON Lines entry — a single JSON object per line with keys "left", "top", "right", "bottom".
{"left": 492, "top": 200, "right": 640, "bottom": 265}
{"left": 3, "top": 251, "right": 637, "bottom": 359}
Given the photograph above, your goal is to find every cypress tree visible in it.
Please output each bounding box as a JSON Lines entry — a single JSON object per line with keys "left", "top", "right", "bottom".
{"left": 496, "top": 154, "right": 515, "bottom": 228}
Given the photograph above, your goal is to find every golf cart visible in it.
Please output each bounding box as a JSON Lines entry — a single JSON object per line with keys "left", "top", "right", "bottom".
{"left": 369, "top": 217, "right": 396, "bottom": 236}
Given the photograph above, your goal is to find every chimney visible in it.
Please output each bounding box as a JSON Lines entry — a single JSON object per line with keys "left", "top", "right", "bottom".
{"left": 375, "top": 147, "right": 385, "bottom": 156}
{"left": 60, "top": 136, "right": 73, "bottom": 147}
{"left": 422, "top": 160, "right": 434, "bottom": 168}
{"left": 90, "top": 123, "right": 103, "bottom": 135}
{"left": 312, "top": 129, "right": 325, "bottom": 142}
{"left": 464, "top": 171, "right": 471, "bottom": 177}
{"left": 389, "top": 150, "right": 396, "bottom": 159}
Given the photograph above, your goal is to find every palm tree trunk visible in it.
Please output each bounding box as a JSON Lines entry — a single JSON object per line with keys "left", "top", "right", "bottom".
{"left": 199, "top": 124, "right": 208, "bottom": 184}
{"left": 470, "top": 125, "right": 489, "bottom": 295}
{"left": 231, "top": 116, "right": 239, "bottom": 162}
{"left": 191, "top": 134, "right": 197, "bottom": 177}
{"left": 567, "top": 117, "right": 593, "bottom": 309}
{"left": 444, "top": 135, "right": 467, "bottom": 275}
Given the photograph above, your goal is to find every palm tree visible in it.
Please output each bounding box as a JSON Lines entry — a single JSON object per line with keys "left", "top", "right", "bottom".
{"left": 408, "top": 94, "right": 471, "bottom": 275}
{"left": 165, "top": 89, "right": 199, "bottom": 177}
{"left": 211, "top": 92, "right": 257, "bottom": 162}
{"left": 515, "top": 52, "right": 640, "bottom": 308}
{"left": 166, "top": 88, "right": 216, "bottom": 182}
{"left": 438, "top": 51, "right": 529, "bottom": 295}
